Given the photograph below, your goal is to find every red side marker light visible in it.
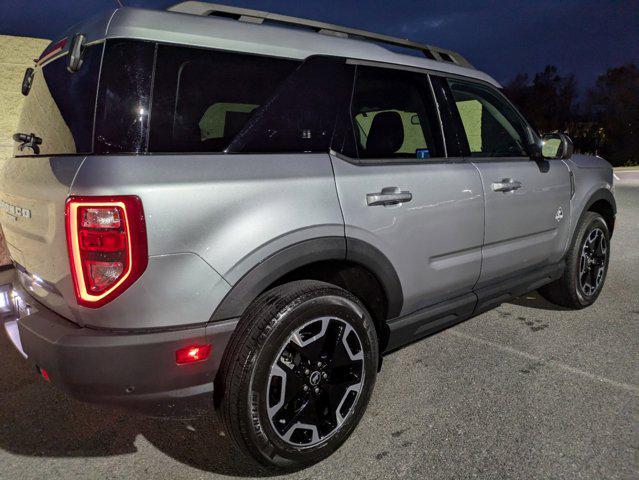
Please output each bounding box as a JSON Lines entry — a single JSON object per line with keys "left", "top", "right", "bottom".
{"left": 176, "top": 344, "right": 212, "bottom": 365}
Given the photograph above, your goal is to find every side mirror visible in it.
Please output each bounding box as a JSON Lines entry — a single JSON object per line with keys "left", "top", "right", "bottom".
{"left": 67, "top": 33, "right": 86, "bottom": 73}
{"left": 541, "top": 133, "right": 573, "bottom": 160}
{"left": 21, "top": 67, "right": 34, "bottom": 96}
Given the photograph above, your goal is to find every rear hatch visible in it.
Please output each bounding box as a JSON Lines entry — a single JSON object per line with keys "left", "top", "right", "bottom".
{"left": 0, "top": 39, "right": 103, "bottom": 318}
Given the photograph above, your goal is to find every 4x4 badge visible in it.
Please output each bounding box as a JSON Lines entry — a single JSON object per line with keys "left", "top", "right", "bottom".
{"left": 555, "top": 207, "right": 564, "bottom": 222}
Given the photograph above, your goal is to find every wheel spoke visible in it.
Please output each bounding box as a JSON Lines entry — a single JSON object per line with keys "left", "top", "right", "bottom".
{"left": 321, "top": 321, "right": 345, "bottom": 358}
{"left": 579, "top": 227, "right": 607, "bottom": 297}
{"left": 327, "top": 364, "right": 362, "bottom": 387}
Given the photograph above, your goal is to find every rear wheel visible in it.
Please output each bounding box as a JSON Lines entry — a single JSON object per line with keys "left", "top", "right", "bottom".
{"left": 218, "top": 280, "right": 378, "bottom": 469}
{"left": 539, "top": 212, "right": 610, "bottom": 309}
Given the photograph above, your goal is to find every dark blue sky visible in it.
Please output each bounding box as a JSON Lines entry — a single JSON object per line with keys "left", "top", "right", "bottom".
{"left": 1, "top": 0, "right": 637, "bottom": 89}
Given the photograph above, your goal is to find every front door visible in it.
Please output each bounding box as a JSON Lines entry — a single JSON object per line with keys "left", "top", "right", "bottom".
{"left": 330, "top": 65, "right": 484, "bottom": 316}
{"left": 446, "top": 79, "right": 572, "bottom": 285}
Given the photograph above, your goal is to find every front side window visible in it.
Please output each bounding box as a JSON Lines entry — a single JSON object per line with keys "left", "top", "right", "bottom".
{"left": 349, "top": 66, "right": 444, "bottom": 160}
{"left": 448, "top": 80, "right": 529, "bottom": 157}
{"left": 149, "top": 45, "right": 299, "bottom": 153}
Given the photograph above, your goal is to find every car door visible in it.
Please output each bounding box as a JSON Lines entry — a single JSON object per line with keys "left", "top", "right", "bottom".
{"left": 445, "top": 79, "right": 572, "bottom": 285}
{"left": 330, "top": 64, "right": 485, "bottom": 316}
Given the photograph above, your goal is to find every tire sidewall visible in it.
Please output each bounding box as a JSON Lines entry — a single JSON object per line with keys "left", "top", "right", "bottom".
{"left": 243, "top": 292, "right": 378, "bottom": 468}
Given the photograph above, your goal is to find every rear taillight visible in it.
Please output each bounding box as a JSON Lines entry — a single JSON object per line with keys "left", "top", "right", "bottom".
{"left": 65, "top": 196, "right": 147, "bottom": 308}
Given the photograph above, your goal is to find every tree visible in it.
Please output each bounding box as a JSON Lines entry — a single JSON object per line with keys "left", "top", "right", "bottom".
{"left": 504, "top": 63, "right": 639, "bottom": 165}
{"left": 503, "top": 65, "right": 578, "bottom": 134}
{"left": 585, "top": 63, "right": 639, "bottom": 166}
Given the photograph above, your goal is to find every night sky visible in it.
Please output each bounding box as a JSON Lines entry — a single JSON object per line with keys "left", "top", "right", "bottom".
{"left": 1, "top": 0, "right": 638, "bottom": 90}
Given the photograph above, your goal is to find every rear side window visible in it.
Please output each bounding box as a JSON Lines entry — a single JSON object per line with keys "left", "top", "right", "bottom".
{"left": 149, "top": 45, "right": 299, "bottom": 153}
{"left": 227, "top": 56, "right": 355, "bottom": 153}
{"left": 348, "top": 66, "right": 445, "bottom": 161}
{"left": 15, "top": 43, "right": 102, "bottom": 156}
{"left": 447, "top": 80, "right": 529, "bottom": 157}
{"left": 94, "top": 40, "right": 155, "bottom": 154}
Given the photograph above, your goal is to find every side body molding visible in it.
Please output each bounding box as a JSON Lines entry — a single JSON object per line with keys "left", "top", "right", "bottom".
{"left": 210, "top": 237, "right": 404, "bottom": 321}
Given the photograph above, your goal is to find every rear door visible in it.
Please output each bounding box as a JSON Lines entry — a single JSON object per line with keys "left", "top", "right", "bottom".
{"left": 330, "top": 64, "right": 484, "bottom": 316}
{"left": 445, "top": 79, "right": 571, "bottom": 285}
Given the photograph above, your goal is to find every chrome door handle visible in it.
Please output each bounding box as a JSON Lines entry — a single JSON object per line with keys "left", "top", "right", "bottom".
{"left": 491, "top": 179, "right": 522, "bottom": 192}
{"left": 367, "top": 187, "right": 413, "bottom": 206}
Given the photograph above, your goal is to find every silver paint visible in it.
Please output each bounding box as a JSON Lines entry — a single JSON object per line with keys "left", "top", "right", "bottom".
{"left": 330, "top": 155, "right": 485, "bottom": 315}
{"left": 0, "top": 7, "right": 614, "bottom": 331}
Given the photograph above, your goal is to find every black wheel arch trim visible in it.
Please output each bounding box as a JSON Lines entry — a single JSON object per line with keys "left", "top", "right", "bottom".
{"left": 584, "top": 188, "right": 616, "bottom": 214}
{"left": 346, "top": 237, "right": 403, "bottom": 318}
{"left": 581, "top": 188, "right": 616, "bottom": 232}
{"left": 210, "top": 236, "right": 404, "bottom": 321}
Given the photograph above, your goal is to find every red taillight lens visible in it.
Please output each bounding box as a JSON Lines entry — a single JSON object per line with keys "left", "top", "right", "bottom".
{"left": 65, "top": 196, "right": 148, "bottom": 308}
{"left": 175, "top": 344, "right": 212, "bottom": 365}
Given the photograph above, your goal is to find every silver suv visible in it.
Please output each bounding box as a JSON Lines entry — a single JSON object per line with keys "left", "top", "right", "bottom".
{"left": 1, "top": 2, "right": 616, "bottom": 469}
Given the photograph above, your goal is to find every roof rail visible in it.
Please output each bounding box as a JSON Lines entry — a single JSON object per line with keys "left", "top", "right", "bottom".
{"left": 167, "top": 2, "right": 474, "bottom": 68}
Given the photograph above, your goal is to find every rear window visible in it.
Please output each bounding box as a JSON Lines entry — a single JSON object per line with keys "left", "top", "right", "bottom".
{"left": 14, "top": 43, "right": 102, "bottom": 156}
{"left": 148, "top": 45, "right": 299, "bottom": 153}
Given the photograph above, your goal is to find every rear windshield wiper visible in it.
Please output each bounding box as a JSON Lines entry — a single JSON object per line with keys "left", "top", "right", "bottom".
{"left": 13, "top": 132, "right": 42, "bottom": 154}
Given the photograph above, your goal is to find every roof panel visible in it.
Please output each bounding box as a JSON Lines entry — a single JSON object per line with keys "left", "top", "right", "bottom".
{"left": 103, "top": 6, "right": 500, "bottom": 87}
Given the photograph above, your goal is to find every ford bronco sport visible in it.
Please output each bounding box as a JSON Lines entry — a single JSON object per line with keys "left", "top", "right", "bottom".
{"left": 1, "top": 1, "right": 616, "bottom": 468}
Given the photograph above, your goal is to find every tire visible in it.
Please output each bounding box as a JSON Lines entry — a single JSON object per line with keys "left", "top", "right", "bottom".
{"left": 539, "top": 211, "right": 610, "bottom": 309}
{"left": 218, "top": 280, "right": 379, "bottom": 469}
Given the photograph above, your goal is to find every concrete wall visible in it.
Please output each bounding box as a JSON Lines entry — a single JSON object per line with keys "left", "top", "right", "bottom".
{"left": 0, "top": 35, "right": 50, "bottom": 265}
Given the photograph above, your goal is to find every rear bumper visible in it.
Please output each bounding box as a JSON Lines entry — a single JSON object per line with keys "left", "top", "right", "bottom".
{"left": 0, "top": 268, "right": 237, "bottom": 417}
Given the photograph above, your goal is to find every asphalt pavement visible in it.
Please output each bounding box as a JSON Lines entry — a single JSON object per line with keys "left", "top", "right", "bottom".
{"left": 0, "top": 174, "right": 637, "bottom": 480}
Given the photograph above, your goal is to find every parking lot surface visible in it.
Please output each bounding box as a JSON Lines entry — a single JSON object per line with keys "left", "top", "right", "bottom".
{"left": 1, "top": 174, "right": 637, "bottom": 480}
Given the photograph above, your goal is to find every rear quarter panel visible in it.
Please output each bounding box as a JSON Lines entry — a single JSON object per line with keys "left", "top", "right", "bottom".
{"left": 70, "top": 153, "right": 344, "bottom": 329}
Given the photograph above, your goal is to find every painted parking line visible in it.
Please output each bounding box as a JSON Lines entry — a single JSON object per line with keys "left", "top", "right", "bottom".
{"left": 448, "top": 329, "right": 639, "bottom": 395}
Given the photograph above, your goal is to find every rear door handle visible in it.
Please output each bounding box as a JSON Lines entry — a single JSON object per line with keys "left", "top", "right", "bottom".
{"left": 367, "top": 187, "right": 413, "bottom": 206}
{"left": 491, "top": 178, "right": 523, "bottom": 192}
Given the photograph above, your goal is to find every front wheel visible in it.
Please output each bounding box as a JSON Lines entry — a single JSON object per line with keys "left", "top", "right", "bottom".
{"left": 539, "top": 211, "right": 610, "bottom": 309}
{"left": 218, "top": 280, "right": 379, "bottom": 469}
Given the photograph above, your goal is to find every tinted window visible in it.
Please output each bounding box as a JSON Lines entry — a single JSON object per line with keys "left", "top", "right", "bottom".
{"left": 227, "top": 57, "right": 355, "bottom": 153}
{"left": 448, "top": 80, "right": 528, "bottom": 157}
{"left": 15, "top": 43, "right": 102, "bottom": 156}
{"left": 349, "top": 66, "right": 445, "bottom": 160}
{"left": 149, "top": 45, "right": 299, "bottom": 153}
{"left": 94, "top": 40, "right": 155, "bottom": 154}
